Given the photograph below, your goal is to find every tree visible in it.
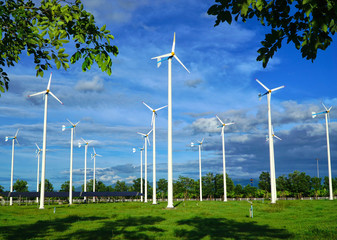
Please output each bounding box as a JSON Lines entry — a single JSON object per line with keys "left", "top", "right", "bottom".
{"left": 131, "top": 178, "right": 143, "bottom": 192}
{"left": 0, "top": 185, "right": 4, "bottom": 192}
{"left": 208, "top": 0, "right": 337, "bottom": 68}
{"left": 214, "top": 173, "right": 235, "bottom": 199}
{"left": 174, "top": 176, "right": 196, "bottom": 200}
{"left": 243, "top": 184, "right": 258, "bottom": 198}
{"left": 234, "top": 184, "right": 244, "bottom": 198}
{"left": 258, "top": 172, "right": 271, "bottom": 192}
{"left": 60, "top": 180, "right": 75, "bottom": 192}
{"left": 39, "top": 179, "right": 54, "bottom": 192}
{"left": 157, "top": 178, "right": 168, "bottom": 200}
{"left": 203, "top": 173, "right": 216, "bottom": 199}
{"left": 114, "top": 180, "right": 128, "bottom": 192}
{"left": 287, "top": 171, "right": 311, "bottom": 198}
{"left": 0, "top": 0, "right": 118, "bottom": 95}
{"left": 13, "top": 179, "right": 28, "bottom": 192}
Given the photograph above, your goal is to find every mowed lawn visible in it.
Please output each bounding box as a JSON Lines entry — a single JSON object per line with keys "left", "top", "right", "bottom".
{"left": 0, "top": 200, "right": 336, "bottom": 239}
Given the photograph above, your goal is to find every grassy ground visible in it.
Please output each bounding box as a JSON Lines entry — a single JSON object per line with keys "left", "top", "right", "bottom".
{"left": 0, "top": 200, "right": 336, "bottom": 239}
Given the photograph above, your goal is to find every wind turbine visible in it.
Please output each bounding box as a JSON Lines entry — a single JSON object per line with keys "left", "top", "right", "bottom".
{"left": 5, "top": 129, "right": 19, "bottom": 206}
{"left": 139, "top": 147, "right": 144, "bottom": 202}
{"left": 256, "top": 78, "right": 284, "bottom": 204}
{"left": 28, "top": 72, "right": 63, "bottom": 209}
{"left": 62, "top": 119, "right": 80, "bottom": 205}
{"left": 91, "top": 147, "right": 102, "bottom": 203}
{"left": 266, "top": 127, "right": 282, "bottom": 141}
{"left": 216, "top": 115, "right": 234, "bottom": 202}
{"left": 191, "top": 138, "right": 204, "bottom": 202}
{"left": 78, "top": 138, "right": 92, "bottom": 202}
{"left": 312, "top": 103, "right": 333, "bottom": 200}
{"left": 35, "top": 143, "right": 42, "bottom": 203}
{"left": 143, "top": 102, "right": 167, "bottom": 205}
{"left": 152, "top": 33, "right": 190, "bottom": 208}
{"left": 137, "top": 129, "right": 152, "bottom": 203}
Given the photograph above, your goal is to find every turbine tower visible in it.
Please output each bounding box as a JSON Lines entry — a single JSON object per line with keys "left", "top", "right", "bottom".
{"left": 134, "top": 146, "right": 144, "bottom": 202}
{"left": 312, "top": 103, "right": 333, "bottom": 200}
{"left": 79, "top": 138, "right": 92, "bottom": 202}
{"left": 143, "top": 101, "right": 167, "bottom": 205}
{"left": 62, "top": 119, "right": 80, "bottom": 205}
{"left": 5, "top": 129, "right": 19, "bottom": 206}
{"left": 216, "top": 115, "right": 234, "bottom": 202}
{"left": 191, "top": 138, "right": 204, "bottom": 202}
{"left": 137, "top": 129, "right": 152, "bottom": 203}
{"left": 152, "top": 33, "right": 190, "bottom": 208}
{"left": 91, "top": 147, "right": 102, "bottom": 203}
{"left": 28, "top": 73, "right": 63, "bottom": 209}
{"left": 35, "top": 143, "right": 42, "bottom": 203}
{"left": 256, "top": 79, "right": 284, "bottom": 204}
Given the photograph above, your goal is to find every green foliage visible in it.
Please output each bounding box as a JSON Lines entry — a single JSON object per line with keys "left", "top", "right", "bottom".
{"left": 13, "top": 179, "right": 28, "bottom": 192}
{"left": 114, "top": 180, "right": 128, "bottom": 192}
{"left": 39, "top": 179, "right": 54, "bottom": 192}
{"left": 208, "top": 0, "right": 337, "bottom": 68}
{"left": 258, "top": 171, "right": 270, "bottom": 192}
{"left": 0, "top": 184, "right": 4, "bottom": 192}
{"left": 157, "top": 178, "right": 168, "bottom": 200}
{"left": 0, "top": 0, "right": 118, "bottom": 96}
{"left": 60, "top": 180, "right": 75, "bottom": 192}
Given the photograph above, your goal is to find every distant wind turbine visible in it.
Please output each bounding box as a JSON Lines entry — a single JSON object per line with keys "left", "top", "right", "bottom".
{"left": 62, "top": 119, "right": 80, "bottom": 205}
{"left": 35, "top": 143, "right": 42, "bottom": 203}
{"left": 28, "top": 73, "right": 63, "bottom": 209}
{"left": 137, "top": 129, "right": 152, "bottom": 203}
{"left": 142, "top": 101, "right": 167, "bottom": 205}
{"left": 312, "top": 103, "right": 333, "bottom": 200}
{"left": 191, "top": 138, "right": 204, "bottom": 202}
{"left": 79, "top": 138, "right": 93, "bottom": 202}
{"left": 266, "top": 127, "right": 282, "bottom": 141}
{"left": 152, "top": 33, "right": 190, "bottom": 208}
{"left": 216, "top": 115, "right": 234, "bottom": 202}
{"left": 256, "top": 78, "right": 284, "bottom": 204}
{"left": 91, "top": 147, "right": 102, "bottom": 203}
{"left": 5, "top": 129, "right": 19, "bottom": 206}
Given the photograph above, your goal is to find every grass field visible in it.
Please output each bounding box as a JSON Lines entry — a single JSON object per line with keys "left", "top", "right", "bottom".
{"left": 0, "top": 200, "right": 336, "bottom": 239}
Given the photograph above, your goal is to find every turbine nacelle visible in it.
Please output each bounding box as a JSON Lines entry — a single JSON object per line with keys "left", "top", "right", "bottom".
{"left": 132, "top": 148, "right": 136, "bottom": 153}
{"left": 5, "top": 136, "right": 8, "bottom": 142}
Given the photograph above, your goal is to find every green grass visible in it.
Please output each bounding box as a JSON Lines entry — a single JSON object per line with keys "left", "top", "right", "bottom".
{"left": 0, "top": 200, "right": 337, "bottom": 239}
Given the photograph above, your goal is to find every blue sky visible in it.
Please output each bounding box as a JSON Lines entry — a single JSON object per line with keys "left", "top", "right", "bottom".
{"left": 0, "top": 0, "right": 336, "bottom": 191}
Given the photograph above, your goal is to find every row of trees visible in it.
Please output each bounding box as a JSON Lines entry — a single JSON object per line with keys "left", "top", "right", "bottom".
{"left": 1, "top": 171, "right": 336, "bottom": 199}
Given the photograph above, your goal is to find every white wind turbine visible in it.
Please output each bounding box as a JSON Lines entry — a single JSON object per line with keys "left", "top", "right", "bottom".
{"left": 28, "top": 73, "right": 63, "bottom": 209}
{"left": 216, "top": 115, "right": 234, "bottom": 202}
{"left": 91, "top": 147, "right": 102, "bottom": 203}
{"left": 152, "top": 33, "right": 190, "bottom": 208}
{"left": 62, "top": 119, "right": 80, "bottom": 205}
{"left": 312, "top": 103, "right": 333, "bottom": 200}
{"left": 143, "top": 101, "right": 167, "bottom": 205}
{"left": 78, "top": 138, "right": 93, "bottom": 202}
{"left": 137, "top": 129, "right": 153, "bottom": 203}
{"left": 139, "top": 146, "right": 144, "bottom": 202}
{"left": 5, "top": 129, "right": 19, "bottom": 206}
{"left": 256, "top": 79, "right": 284, "bottom": 204}
{"left": 35, "top": 143, "right": 42, "bottom": 203}
{"left": 191, "top": 138, "right": 204, "bottom": 202}
{"left": 266, "top": 127, "right": 282, "bottom": 142}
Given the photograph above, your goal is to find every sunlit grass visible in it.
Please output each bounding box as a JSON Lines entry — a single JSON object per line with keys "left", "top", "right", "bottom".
{"left": 0, "top": 200, "right": 336, "bottom": 239}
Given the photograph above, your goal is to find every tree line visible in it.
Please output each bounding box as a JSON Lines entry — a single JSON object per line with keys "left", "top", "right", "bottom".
{"left": 1, "top": 170, "right": 336, "bottom": 199}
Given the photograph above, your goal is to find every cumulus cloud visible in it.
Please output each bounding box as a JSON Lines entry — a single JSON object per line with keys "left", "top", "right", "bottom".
{"left": 184, "top": 78, "right": 203, "bottom": 88}
{"left": 75, "top": 76, "right": 104, "bottom": 92}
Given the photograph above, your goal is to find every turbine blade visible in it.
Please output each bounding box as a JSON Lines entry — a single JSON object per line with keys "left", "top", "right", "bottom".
{"left": 75, "top": 121, "right": 80, "bottom": 126}
{"left": 274, "top": 135, "right": 282, "bottom": 141}
{"left": 15, "top": 129, "right": 19, "bottom": 137}
{"left": 28, "top": 90, "right": 47, "bottom": 97}
{"left": 173, "top": 55, "right": 190, "bottom": 73}
{"left": 49, "top": 91, "right": 63, "bottom": 105}
{"left": 322, "top": 102, "right": 328, "bottom": 111}
{"left": 172, "top": 32, "right": 176, "bottom": 53}
{"left": 256, "top": 79, "right": 270, "bottom": 91}
{"left": 151, "top": 113, "right": 155, "bottom": 126}
{"left": 137, "top": 132, "right": 146, "bottom": 137}
{"left": 155, "top": 105, "right": 167, "bottom": 111}
{"left": 93, "top": 147, "right": 96, "bottom": 155}
{"left": 47, "top": 73, "right": 52, "bottom": 90}
{"left": 226, "top": 122, "right": 235, "bottom": 126}
{"left": 35, "top": 143, "right": 40, "bottom": 150}
{"left": 81, "top": 137, "right": 86, "bottom": 143}
{"left": 67, "top": 119, "right": 74, "bottom": 126}
{"left": 312, "top": 112, "right": 317, "bottom": 118}
{"left": 157, "top": 58, "right": 162, "bottom": 68}
{"left": 271, "top": 85, "right": 285, "bottom": 92}
{"left": 96, "top": 154, "right": 102, "bottom": 157}
{"left": 216, "top": 115, "right": 224, "bottom": 125}
{"left": 328, "top": 106, "right": 332, "bottom": 111}
{"left": 142, "top": 102, "right": 153, "bottom": 111}
{"left": 147, "top": 129, "right": 153, "bottom": 136}
{"left": 15, "top": 138, "right": 19, "bottom": 145}
{"left": 151, "top": 53, "right": 172, "bottom": 60}
{"left": 147, "top": 136, "right": 151, "bottom": 146}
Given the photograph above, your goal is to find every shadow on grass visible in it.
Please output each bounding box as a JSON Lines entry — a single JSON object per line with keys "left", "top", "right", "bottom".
{"left": 0, "top": 215, "right": 107, "bottom": 240}
{"left": 174, "top": 217, "right": 293, "bottom": 239}
{"left": 61, "top": 215, "right": 165, "bottom": 240}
